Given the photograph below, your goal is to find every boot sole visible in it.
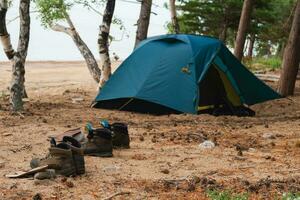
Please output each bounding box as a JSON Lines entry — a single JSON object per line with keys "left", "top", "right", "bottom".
{"left": 73, "top": 154, "right": 85, "bottom": 175}
{"left": 113, "top": 145, "right": 130, "bottom": 149}
{"left": 57, "top": 167, "right": 77, "bottom": 177}
{"left": 85, "top": 152, "right": 113, "bottom": 157}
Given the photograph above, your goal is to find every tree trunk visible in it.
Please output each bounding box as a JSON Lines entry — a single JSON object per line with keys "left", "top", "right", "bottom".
{"left": 1, "top": 0, "right": 28, "bottom": 101}
{"left": 134, "top": 0, "right": 152, "bottom": 48}
{"left": 247, "top": 34, "right": 255, "bottom": 58}
{"left": 0, "top": 1, "right": 15, "bottom": 59}
{"left": 10, "top": 0, "right": 30, "bottom": 111}
{"left": 278, "top": 0, "right": 300, "bottom": 96}
{"left": 98, "top": 0, "right": 116, "bottom": 89}
{"left": 276, "top": 41, "right": 285, "bottom": 58}
{"left": 51, "top": 14, "right": 101, "bottom": 84}
{"left": 169, "top": 0, "right": 180, "bottom": 34}
{"left": 219, "top": 22, "right": 228, "bottom": 42}
{"left": 234, "top": 0, "right": 254, "bottom": 61}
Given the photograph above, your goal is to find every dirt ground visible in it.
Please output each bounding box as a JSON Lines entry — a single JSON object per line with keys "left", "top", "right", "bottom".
{"left": 0, "top": 61, "right": 299, "bottom": 200}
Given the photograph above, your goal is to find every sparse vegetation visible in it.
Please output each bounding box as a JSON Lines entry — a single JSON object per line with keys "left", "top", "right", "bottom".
{"left": 206, "top": 190, "right": 249, "bottom": 200}
{"left": 244, "top": 56, "right": 282, "bottom": 71}
{"left": 282, "top": 192, "right": 300, "bottom": 200}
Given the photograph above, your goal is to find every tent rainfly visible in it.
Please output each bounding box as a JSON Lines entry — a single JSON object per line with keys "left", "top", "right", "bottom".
{"left": 92, "top": 34, "right": 281, "bottom": 114}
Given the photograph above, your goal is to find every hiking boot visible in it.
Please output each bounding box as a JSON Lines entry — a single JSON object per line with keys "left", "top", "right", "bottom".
{"left": 83, "top": 128, "right": 113, "bottom": 157}
{"left": 30, "top": 142, "right": 76, "bottom": 176}
{"left": 111, "top": 123, "right": 130, "bottom": 148}
{"left": 62, "top": 136, "right": 85, "bottom": 175}
{"left": 34, "top": 169, "right": 56, "bottom": 180}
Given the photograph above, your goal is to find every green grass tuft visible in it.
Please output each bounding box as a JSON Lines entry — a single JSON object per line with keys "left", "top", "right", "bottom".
{"left": 206, "top": 190, "right": 249, "bottom": 200}
{"left": 282, "top": 192, "right": 300, "bottom": 200}
{"left": 244, "top": 56, "right": 282, "bottom": 71}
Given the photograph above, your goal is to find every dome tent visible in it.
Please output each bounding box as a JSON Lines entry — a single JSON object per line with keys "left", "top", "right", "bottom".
{"left": 92, "top": 34, "right": 281, "bottom": 114}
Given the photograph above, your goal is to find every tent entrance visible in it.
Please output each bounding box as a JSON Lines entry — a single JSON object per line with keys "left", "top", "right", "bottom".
{"left": 198, "top": 64, "right": 241, "bottom": 112}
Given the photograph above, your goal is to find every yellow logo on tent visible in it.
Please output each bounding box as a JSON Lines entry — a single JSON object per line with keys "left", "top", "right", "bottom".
{"left": 181, "top": 66, "right": 191, "bottom": 75}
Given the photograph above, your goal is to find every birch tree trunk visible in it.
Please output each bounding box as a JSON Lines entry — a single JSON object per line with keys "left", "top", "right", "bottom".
{"left": 10, "top": 0, "right": 30, "bottom": 111}
{"left": 134, "top": 0, "right": 152, "bottom": 48}
{"left": 51, "top": 14, "right": 101, "bottom": 84}
{"left": 218, "top": 22, "right": 228, "bottom": 42}
{"left": 234, "top": 0, "right": 254, "bottom": 61}
{"left": 98, "top": 0, "right": 116, "bottom": 89}
{"left": 0, "top": 1, "right": 15, "bottom": 59}
{"left": 247, "top": 34, "right": 255, "bottom": 58}
{"left": 278, "top": 0, "right": 300, "bottom": 96}
{"left": 276, "top": 41, "right": 285, "bottom": 58}
{"left": 169, "top": 0, "right": 180, "bottom": 34}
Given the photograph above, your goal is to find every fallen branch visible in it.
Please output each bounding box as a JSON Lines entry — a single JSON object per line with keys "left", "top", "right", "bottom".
{"left": 187, "top": 133, "right": 205, "bottom": 139}
{"left": 255, "top": 73, "right": 300, "bottom": 82}
{"left": 255, "top": 74, "right": 280, "bottom": 82}
{"left": 102, "top": 191, "right": 131, "bottom": 200}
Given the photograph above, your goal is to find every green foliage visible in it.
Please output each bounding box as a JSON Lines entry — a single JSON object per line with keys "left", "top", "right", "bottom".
{"left": 34, "top": 0, "right": 71, "bottom": 27}
{"left": 173, "top": 0, "right": 243, "bottom": 38}
{"left": 245, "top": 56, "right": 282, "bottom": 71}
{"left": 170, "top": 0, "right": 296, "bottom": 56}
{"left": 250, "top": 0, "right": 296, "bottom": 56}
{"left": 282, "top": 192, "right": 300, "bottom": 200}
{"left": 206, "top": 190, "right": 249, "bottom": 200}
{"left": 34, "top": 0, "right": 126, "bottom": 38}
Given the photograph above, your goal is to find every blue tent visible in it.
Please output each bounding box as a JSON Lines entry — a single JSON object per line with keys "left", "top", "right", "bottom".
{"left": 92, "top": 34, "right": 281, "bottom": 114}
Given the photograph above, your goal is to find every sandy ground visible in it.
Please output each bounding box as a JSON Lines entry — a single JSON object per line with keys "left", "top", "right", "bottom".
{"left": 0, "top": 61, "right": 299, "bottom": 200}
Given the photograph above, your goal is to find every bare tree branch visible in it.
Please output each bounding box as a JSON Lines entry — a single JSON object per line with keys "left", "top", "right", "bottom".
{"left": 51, "top": 23, "right": 72, "bottom": 35}
{"left": 7, "top": 10, "right": 38, "bottom": 25}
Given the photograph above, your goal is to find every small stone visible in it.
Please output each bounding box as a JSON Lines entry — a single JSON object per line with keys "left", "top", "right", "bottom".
{"left": 32, "top": 193, "right": 42, "bottom": 200}
{"left": 264, "top": 124, "right": 269, "bottom": 128}
{"left": 199, "top": 140, "right": 215, "bottom": 149}
{"left": 42, "top": 118, "right": 47, "bottom": 123}
{"left": 139, "top": 135, "right": 144, "bottom": 141}
{"left": 262, "top": 133, "right": 276, "bottom": 139}
{"left": 161, "top": 169, "right": 170, "bottom": 174}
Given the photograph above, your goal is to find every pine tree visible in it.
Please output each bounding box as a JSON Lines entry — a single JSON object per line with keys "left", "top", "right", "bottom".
{"left": 278, "top": 0, "right": 300, "bottom": 96}
{"left": 234, "top": 0, "right": 254, "bottom": 60}
{"left": 134, "top": 0, "right": 152, "bottom": 48}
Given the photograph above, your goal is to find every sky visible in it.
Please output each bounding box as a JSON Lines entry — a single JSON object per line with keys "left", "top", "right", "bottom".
{"left": 0, "top": 0, "right": 170, "bottom": 61}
